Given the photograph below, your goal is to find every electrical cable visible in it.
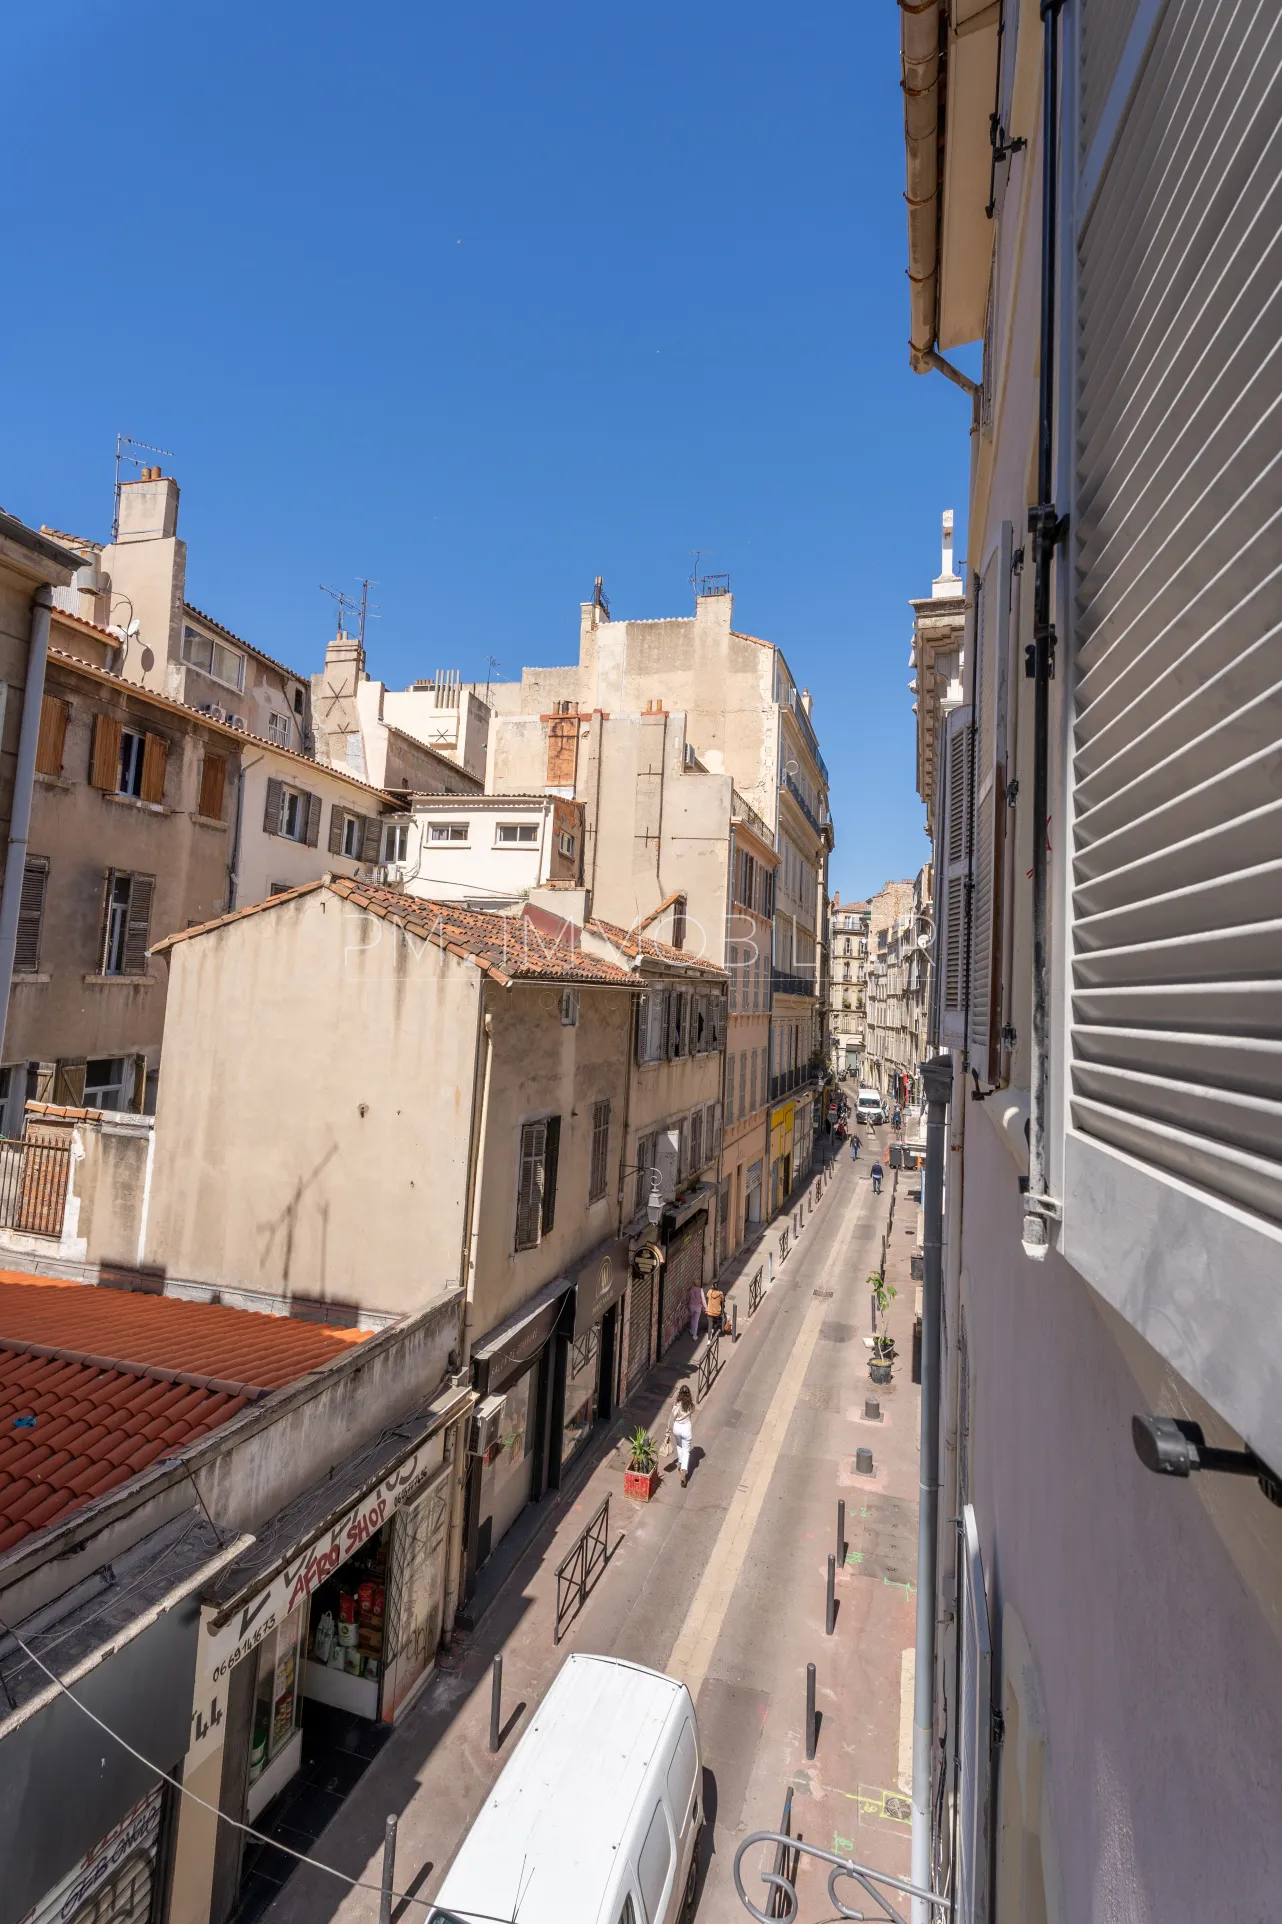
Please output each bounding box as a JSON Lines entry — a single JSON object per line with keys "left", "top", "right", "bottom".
{"left": 0, "top": 1613, "right": 517, "bottom": 1924}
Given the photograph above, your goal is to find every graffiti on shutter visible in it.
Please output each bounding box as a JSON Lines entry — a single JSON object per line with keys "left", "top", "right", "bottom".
{"left": 626, "top": 1266, "right": 655, "bottom": 1393}
{"left": 660, "top": 1217, "right": 706, "bottom": 1358}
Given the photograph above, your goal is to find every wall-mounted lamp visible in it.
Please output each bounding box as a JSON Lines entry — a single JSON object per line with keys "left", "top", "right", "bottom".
{"left": 1132, "top": 1415, "right": 1282, "bottom": 1508}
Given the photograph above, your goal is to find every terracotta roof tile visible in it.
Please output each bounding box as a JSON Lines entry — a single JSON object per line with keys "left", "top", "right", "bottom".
{"left": 0, "top": 1271, "right": 370, "bottom": 1549}
{"left": 153, "top": 877, "right": 641, "bottom": 989}
{"left": 586, "top": 917, "right": 727, "bottom": 977}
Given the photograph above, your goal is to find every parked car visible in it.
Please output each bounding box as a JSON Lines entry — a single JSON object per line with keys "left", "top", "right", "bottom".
{"left": 429, "top": 1653, "right": 703, "bottom": 1924}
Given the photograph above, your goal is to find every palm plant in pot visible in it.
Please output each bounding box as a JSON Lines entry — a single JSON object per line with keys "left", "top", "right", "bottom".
{"left": 624, "top": 1426, "right": 661, "bottom": 1501}
{"left": 868, "top": 1271, "right": 897, "bottom": 1383}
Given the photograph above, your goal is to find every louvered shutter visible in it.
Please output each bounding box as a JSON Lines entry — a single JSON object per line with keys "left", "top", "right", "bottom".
{"left": 199, "top": 754, "right": 227, "bottom": 821}
{"left": 304, "top": 792, "right": 322, "bottom": 848}
{"left": 263, "top": 777, "right": 283, "bottom": 835}
{"left": 515, "top": 1119, "right": 545, "bottom": 1249}
{"left": 328, "top": 804, "right": 345, "bottom": 856}
{"left": 968, "top": 526, "right": 1014, "bottom": 1080}
{"left": 140, "top": 733, "right": 168, "bottom": 804}
{"left": 360, "top": 816, "right": 381, "bottom": 864}
{"left": 936, "top": 707, "right": 972, "bottom": 1047}
{"left": 14, "top": 859, "right": 48, "bottom": 973}
{"left": 122, "top": 875, "right": 155, "bottom": 973}
{"left": 541, "top": 1114, "right": 560, "bottom": 1235}
{"left": 1071, "top": 0, "right": 1282, "bottom": 1232}
{"left": 89, "top": 714, "right": 122, "bottom": 790}
{"left": 35, "top": 696, "right": 69, "bottom": 777}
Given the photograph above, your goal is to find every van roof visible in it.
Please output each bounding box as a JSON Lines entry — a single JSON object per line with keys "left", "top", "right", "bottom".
{"left": 431, "top": 1654, "right": 690, "bottom": 1924}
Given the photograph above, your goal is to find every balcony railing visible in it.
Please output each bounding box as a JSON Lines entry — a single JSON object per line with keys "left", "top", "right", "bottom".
{"left": 772, "top": 967, "right": 817, "bottom": 999}
{"left": 731, "top": 788, "right": 773, "bottom": 844}
{"left": 769, "top": 1063, "right": 820, "bottom": 1103}
{"left": 780, "top": 769, "right": 823, "bottom": 836}
{"left": 0, "top": 1137, "right": 71, "bottom": 1237}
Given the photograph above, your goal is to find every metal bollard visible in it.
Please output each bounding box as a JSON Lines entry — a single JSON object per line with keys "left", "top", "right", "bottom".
{"left": 379, "top": 1815, "right": 397, "bottom": 1924}
{"left": 837, "top": 1498, "right": 845, "bottom": 1567}
{"left": 732, "top": 1300, "right": 739, "bottom": 1342}
{"left": 489, "top": 1654, "right": 503, "bottom": 1754}
{"left": 767, "top": 1251, "right": 774, "bottom": 1286}
{"left": 805, "top": 1662, "right": 817, "bottom": 1760}
{"left": 825, "top": 1554, "right": 836, "bottom": 1636}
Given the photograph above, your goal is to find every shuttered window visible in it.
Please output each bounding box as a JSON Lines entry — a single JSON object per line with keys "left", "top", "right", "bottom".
{"left": 139, "top": 732, "right": 168, "bottom": 804}
{"left": 589, "top": 1098, "right": 610, "bottom": 1202}
{"left": 1071, "top": 0, "right": 1282, "bottom": 1231}
{"left": 99, "top": 871, "right": 155, "bottom": 975}
{"left": 936, "top": 708, "right": 973, "bottom": 1038}
{"left": 360, "top": 816, "right": 381, "bottom": 863}
{"left": 199, "top": 754, "right": 227, "bottom": 821}
{"left": 968, "top": 526, "right": 1015, "bottom": 1081}
{"left": 15, "top": 858, "right": 48, "bottom": 973}
{"left": 35, "top": 696, "right": 69, "bottom": 778}
{"left": 89, "top": 714, "right": 122, "bottom": 791}
{"left": 515, "top": 1115, "right": 561, "bottom": 1249}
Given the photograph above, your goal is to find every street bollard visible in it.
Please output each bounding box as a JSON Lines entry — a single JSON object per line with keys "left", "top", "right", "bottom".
{"left": 805, "top": 1662, "right": 817, "bottom": 1760}
{"left": 826, "top": 1554, "right": 836, "bottom": 1636}
{"left": 489, "top": 1654, "right": 503, "bottom": 1754}
{"left": 732, "top": 1300, "right": 739, "bottom": 1342}
{"left": 837, "top": 1498, "right": 846, "bottom": 1567}
{"left": 767, "top": 1251, "right": 774, "bottom": 1287}
{"left": 855, "top": 1445, "right": 874, "bottom": 1476}
{"left": 378, "top": 1816, "right": 397, "bottom": 1924}
{"left": 864, "top": 1397, "right": 882, "bottom": 1421}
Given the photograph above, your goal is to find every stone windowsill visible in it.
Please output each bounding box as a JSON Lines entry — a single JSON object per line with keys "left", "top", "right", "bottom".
{"left": 83, "top": 972, "right": 157, "bottom": 987}
{"left": 190, "top": 812, "right": 229, "bottom": 831}
{"left": 102, "top": 793, "right": 173, "bottom": 816}
{"left": 12, "top": 972, "right": 50, "bottom": 985}
{"left": 35, "top": 772, "right": 73, "bottom": 790}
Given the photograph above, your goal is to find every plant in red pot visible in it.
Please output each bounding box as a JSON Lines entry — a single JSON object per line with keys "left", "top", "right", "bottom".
{"left": 623, "top": 1427, "right": 661, "bottom": 1501}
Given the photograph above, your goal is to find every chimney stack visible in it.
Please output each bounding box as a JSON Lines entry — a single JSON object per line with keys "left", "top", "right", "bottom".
{"left": 116, "top": 471, "right": 180, "bottom": 544}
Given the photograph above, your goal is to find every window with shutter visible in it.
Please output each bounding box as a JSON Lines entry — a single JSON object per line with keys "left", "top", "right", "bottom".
{"left": 122, "top": 875, "right": 155, "bottom": 974}
{"left": 304, "top": 792, "right": 322, "bottom": 847}
{"left": 140, "top": 733, "right": 168, "bottom": 805}
{"left": 36, "top": 696, "right": 69, "bottom": 777}
{"left": 589, "top": 1099, "right": 610, "bottom": 1202}
{"left": 515, "top": 1119, "right": 546, "bottom": 1249}
{"left": 199, "top": 754, "right": 227, "bottom": 821}
{"left": 541, "top": 1114, "right": 560, "bottom": 1235}
{"left": 727, "top": 1052, "right": 736, "bottom": 1118}
{"left": 360, "top": 816, "right": 381, "bottom": 864}
{"left": 89, "top": 715, "right": 123, "bottom": 791}
{"left": 263, "top": 776, "right": 284, "bottom": 836}
{"left": 328, "top": 804, "right": 346, "bottom": 855}
{"left": 15, "top": 859, "right": 48, "bottom": 973}
{"left": 689, "top": 1108, "right": 703, "bottom": 1173}
{"left": 937, "top": 709, "right": 973, "bottom": 1039}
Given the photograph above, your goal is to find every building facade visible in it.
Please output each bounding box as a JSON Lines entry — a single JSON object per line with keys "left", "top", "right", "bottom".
{"left": 901, "top": 2, "right": 1282, "bottom": 1917}
{"left": 827, "top": 894, "right": 870, "bottom": 1074}
{"left": 860, "top": 870, "right": 932, "bottom": 1112}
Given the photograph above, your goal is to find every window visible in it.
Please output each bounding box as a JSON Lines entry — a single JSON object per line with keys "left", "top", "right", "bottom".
{"left": 89, "top": 718, "right": 168, "bottom": 804}
{"left": 35, "top": 695, "right": 69, "bottom": 777}
{"left": 589, "top": 1099, "right": 610, "bottom": 1202}
{"left": 671, "top": 897, "right": 687, "bottom": 951}
{"left": 728, "top": 944, "right": 738, "bottom": 1012}
{"left": 558, "top": 830, "right": 576, "bottom": 859}
{"left": 265, "top": 778, "right": 320, "bottom": 845}
{"left": 689, "top": 1108, "right": 703, "bottom": 1174}
{"left": 635, "top": 1132, "right": 657, "bottom": 1213}
{"left": 292, "top": 686, "right": 304, "bottom": 715}
{"left": 198, "top": 754, "right": 227, "bottom": 821}
{"left": 739, "top": 1049, "right": 748, "bottom": 1120}
{"left": 637, "top": 1804, "right": 672, "bottom": 1924}
{"left": 84, "top": 1057, "right": 132, "bottom": 1110}
{"left": 429, "top": 821, "right": 468, "bottom": 843}
{"left": 269, "top": 882, "right": 291, "bottom": 897}
{"left": 561, "top": 987, "right": 579, "bottom": 1027}
{"left": 267, "top": 713, "right": 290, "bottom": 745}
{"left": 15, "top": 858, "right": 48, "bottom": 974}
{"left": 707, "top": 1101, "right": 721, "bottom": 1158}
{"left": 99, "top": 870, "right": 154, "bottom": 976}
{"left": 636, "top": 989, "right": 667, "bottom": 1064}
{"left": 383, "top": 823, "right": 409, "bottom": 865}
{"left": 182, "top": 624, "right": 244, "bottom": 691}
{"left": 727, "top": 1053, "right": 735, "bottom": 1117}
{"left": 496, "top": 822, "right": 539, "bottom": 845}
{"left": 515, "top": 1115, "right": 560, "bottom": 1250}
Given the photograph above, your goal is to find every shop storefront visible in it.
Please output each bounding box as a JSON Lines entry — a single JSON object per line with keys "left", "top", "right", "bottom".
{"left": 658, "top": 1191, "right": 713, "bottom": 1359}
{"left": 561, "top": 1238, "right": 630, "bottom": 1471}
{"left": 466, "top": 1278, "right": 574, "bottom": 1592}
{"left": 18, "top": 1788, "right": 165, "bottom": 1924}
{"left": 770, "top": 1100, "right": 796, "bottom": 1212}
{"left": 623, "top": 1237, "right": 662, "bottom": 1396}
{"left": 745, "top": 1158, "right": 764, "bottom": 1226}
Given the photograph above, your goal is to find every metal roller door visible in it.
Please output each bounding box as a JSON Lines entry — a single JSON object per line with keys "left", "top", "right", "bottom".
{"left": 659, "top": 1217, "right": 706, "bottom": 1359}
{"left": 625, "top": 1267, "right": 654, "bottom": 1396}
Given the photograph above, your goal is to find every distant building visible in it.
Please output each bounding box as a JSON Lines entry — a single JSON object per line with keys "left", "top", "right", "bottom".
{"left": 827, "top": 894, "right": 869, "bottom": 1074}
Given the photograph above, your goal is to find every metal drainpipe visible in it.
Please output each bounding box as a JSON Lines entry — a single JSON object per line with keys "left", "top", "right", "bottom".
{"left": 226, "top": 751, "right": 263, "bottom": 912}
{"left": 0, "top": 587, "right": 53, "bottom": 1054}
{"left": 1024, "top": 0, "right": 1067, "bottom": 1260}
{"left": 911, "top": 1051, "right": 953, "bottom": 1921}
{"left": 441, "top": 989, "right": 494, "bottom": 1643}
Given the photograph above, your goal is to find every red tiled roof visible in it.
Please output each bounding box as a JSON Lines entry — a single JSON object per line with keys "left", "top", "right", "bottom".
{"left": 586, "top": 916, "right": 727, "bottom": 977}
{"left": 153, "top": 877, "right": 639, "bottom": 988}
{"left": 0, "top": 1273, "right": 368, "bottom": 1553}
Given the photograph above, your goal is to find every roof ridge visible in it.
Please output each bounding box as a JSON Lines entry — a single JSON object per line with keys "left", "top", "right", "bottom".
{"left": 182, "top": 601, "right": 309, "bottom": 685}
{"left": 0, "top": 1333, "right": 270, "bottom": 1403}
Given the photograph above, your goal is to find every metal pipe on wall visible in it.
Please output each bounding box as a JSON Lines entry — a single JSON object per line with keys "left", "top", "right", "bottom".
{"left": 0, "top": 586, "right": 53, "bottom": 1056}
{"left": 910, "top": 1052, "right": 953, "bottom": 1921}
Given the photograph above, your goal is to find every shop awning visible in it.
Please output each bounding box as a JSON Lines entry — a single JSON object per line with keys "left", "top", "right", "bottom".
{"left": 471, "top": 1275, "right": 574, "bottom": 1392}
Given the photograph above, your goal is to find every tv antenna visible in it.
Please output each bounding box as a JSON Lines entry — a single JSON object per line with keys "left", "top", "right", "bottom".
{"left": 112, "top": 434, "right": 174, "bottom": 541}
{"left": 320, "top": 580, "right": 378, "bottom": 646}
{"left": 484, "top": 654, "right": 501, "bottom": 707}
{"left": 689, "top": 550, "right": 731, "bottom": 601}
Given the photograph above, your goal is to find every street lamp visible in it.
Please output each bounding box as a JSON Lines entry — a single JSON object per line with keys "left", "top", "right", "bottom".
{"left": 621, "top": 1164, "right": 666, "bottom": 1227}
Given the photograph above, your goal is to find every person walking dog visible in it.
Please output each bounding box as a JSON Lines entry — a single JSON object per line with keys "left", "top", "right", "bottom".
{"left": 671, "top": 1384, "right": 696, "bottom": 1487}
{"left": 871, "top": 1157, "right": 884, "bottom": 1196}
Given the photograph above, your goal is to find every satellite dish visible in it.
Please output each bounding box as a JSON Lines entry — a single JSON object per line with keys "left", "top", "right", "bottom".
{"left": 127, "top": 619, "right": 141, "bottom": 638}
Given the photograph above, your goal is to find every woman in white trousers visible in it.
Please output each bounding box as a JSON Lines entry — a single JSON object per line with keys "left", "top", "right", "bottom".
{"left": 671, "top": 1384, "right": 695, "bottom": 1488}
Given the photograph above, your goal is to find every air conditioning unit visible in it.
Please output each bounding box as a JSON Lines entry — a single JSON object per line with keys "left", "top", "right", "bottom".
{"left": 197, "top": 702, "right": 227, "bottom": 723}
{"left": 375, "top": 864, "right": 405, "bottom": 888}
{"left": 471, "top": 1393, "right": 506, "bottom": 1461}
{"left": 227, "top": 715, "right": 247, "bottom": 732}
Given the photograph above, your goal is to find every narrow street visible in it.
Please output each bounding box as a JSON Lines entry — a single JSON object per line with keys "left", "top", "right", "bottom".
{"left": 258, "top": 1131, "right": 921, "bottom": 1924}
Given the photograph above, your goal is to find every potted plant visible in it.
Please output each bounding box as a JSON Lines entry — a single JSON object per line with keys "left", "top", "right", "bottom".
{"left": 623, "top": 1427, "right": 661, "bottom": 1501}
{"left": 868, "top": 1271, "right": 897, "bottom": 1384}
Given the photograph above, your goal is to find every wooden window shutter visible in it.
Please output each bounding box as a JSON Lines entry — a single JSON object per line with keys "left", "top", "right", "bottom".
{"left": 122, "top": 874, "right": 155, "bottom": 974}
{"left": 36, "top": 696, "right": 69, "bottom": 777}
{"left": 14, "top": 859, "right": 48, "bottom": 973}
{"left": 199, "top": 754, "right": 227, "bottom": 821}
{"left": 263, "top": 776, "right": 283, "bottom": 835}
{"left": 360, "top": 816, "right": 381, "bottom": 864}
{"left": 304, "top": 792, "right": 322, "bottom": 847}
{"left": 328, "top": 804, "right": 345, "bottom": 856}
{"left": 53, "top": 1061, "right": 86, "bottom": 1107}
{"left": 541, "top": 1114, "right": 561, "bottom": 1236}
{"left": 546, "top": 717, "right": 579, "bottom": 787}
{"left": 515, "top": 1118, "right": 546, "bottom": 1249}
{"left": 89, "top": 714, "right": 122, "bottom": 791}
{"left": 140, "top": 733, "right": 169, "bottom": 805}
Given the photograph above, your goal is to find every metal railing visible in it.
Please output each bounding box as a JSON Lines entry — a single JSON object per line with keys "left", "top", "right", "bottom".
{"left": 0, "top": 1137, "right": 71, "bottom": 1237}
{"left": 778, "top": 1225, "right": 790, "bottom": 1263}
{"left": 695, "top": 1325, "right": 723, "bottom": 1403}
{"left": 771, "top": 969, "right": 817, "bottom": 1001}
{"left": 781, "top": 769, "right": 823, "bottom": 836}
{"left": 769, "top": 1063, "right": 820, "bottom": 1102}
{"left": 735, "top": 1830, "right": 952, "bottom": 1922}
{"left": 553, "top": 1493, "right": 612, "bottom": 1645}
{"left": 748, "top": 1267, "right": 764, "bottom": 1315}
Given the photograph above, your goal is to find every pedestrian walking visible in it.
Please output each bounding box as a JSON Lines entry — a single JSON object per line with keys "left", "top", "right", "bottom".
{"left": 687, "top": 1280, "right": 707, "bottom": 1343}
{"left": 850, "top": 1134, "right": 860, "bottom": 1161}
{"left": 871, "top": 1158, "right": 884, "bottom": 1196}
{"left": 671, "top": 1384, "right": 696, "bottom": 1487}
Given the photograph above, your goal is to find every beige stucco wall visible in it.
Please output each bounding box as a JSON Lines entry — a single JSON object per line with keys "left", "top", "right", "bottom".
{"left": 146, "top": 891, "right": 484, "bottom": 1317}
{"left": 233, "top": 750, "right": 388, "bottom": 908}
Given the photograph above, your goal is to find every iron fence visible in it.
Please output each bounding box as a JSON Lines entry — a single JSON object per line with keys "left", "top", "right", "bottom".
{"left": 553, "top": 1493, "right": 612, "bottom": 1645}
{"left": 748, "top": 1267, "right": 764, "bottom": 1315}
{"left": 0, "top": 1137, "right": 71, "bottom": 1237}
{"left": 778, "top": 1226, "right": 790, "bottom": 1263}
{"left": 696, "top": 1325, "right": 722, "bottom": 1403}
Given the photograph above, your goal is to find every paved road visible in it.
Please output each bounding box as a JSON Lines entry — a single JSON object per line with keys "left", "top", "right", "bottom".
{"left": 258, "top": 1135, "right": 920, "bottom": 1924}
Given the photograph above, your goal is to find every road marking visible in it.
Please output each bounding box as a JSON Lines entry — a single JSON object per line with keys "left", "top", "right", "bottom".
{"left": 898, "top": 1648, "right": 914, "bottom": 1794}
{"left": 666, "top": 1180, "right": 867, "bottom": 1703}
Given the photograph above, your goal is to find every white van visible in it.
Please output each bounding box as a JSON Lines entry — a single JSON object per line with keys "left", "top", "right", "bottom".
{"left": 856, "top": 1088, "right": 886, "bottom": 1125}
{"left": 431, "top": 1654, "right": 702, "bottom": 1924}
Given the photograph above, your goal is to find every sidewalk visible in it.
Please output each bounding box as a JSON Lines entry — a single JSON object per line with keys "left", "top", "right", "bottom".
{"left": 255, "top": 1143, "right": 913, "bottom": 1924}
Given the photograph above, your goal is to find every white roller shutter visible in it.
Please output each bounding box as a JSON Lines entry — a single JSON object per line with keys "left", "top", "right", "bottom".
{"left": 1071, "top": 0, "right": 1282, "bottom": 1231}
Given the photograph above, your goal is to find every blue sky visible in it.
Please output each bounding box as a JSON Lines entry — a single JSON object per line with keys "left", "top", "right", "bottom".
{"left": 6, "top": 0, "right": 973, "bottom": 900}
